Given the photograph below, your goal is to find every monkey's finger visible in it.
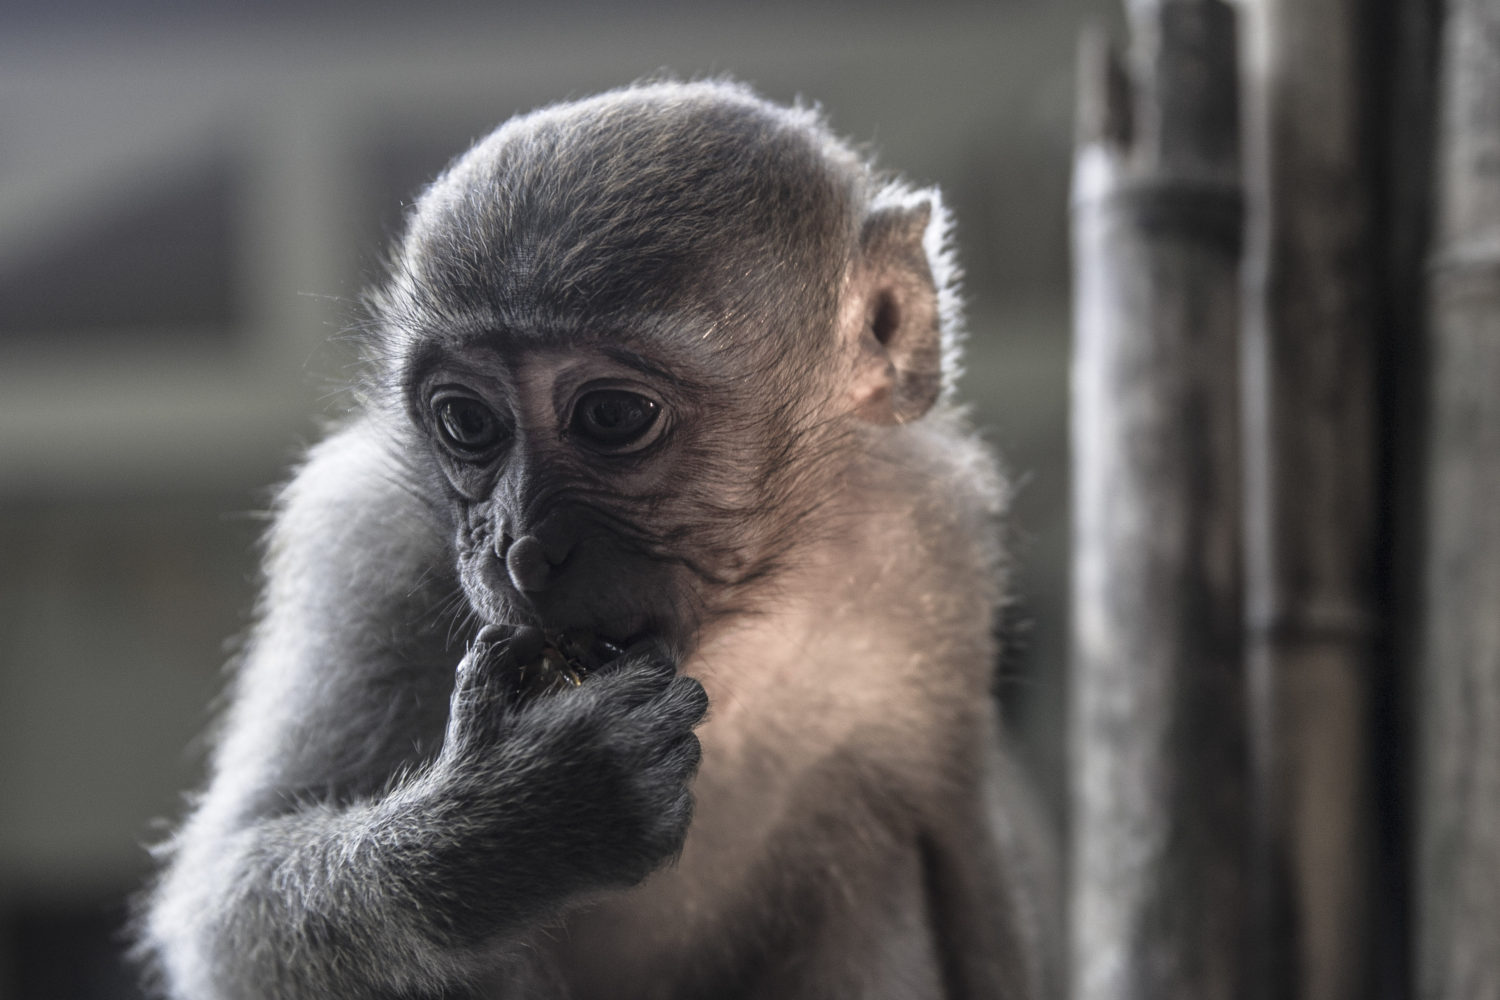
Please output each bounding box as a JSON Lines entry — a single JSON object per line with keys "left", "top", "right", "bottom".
{"left": 454, "top": 625, "right": 511, "bottom": 684}
{"left": 608, "top": 677, "right": 710, "bottom": 767}
{"left": 457, "top": 626, "right": 546, "bottom": 708}
{"left": 589, "top": 653, "right": 679, "bottom": 710}
{"left": 620, "top": 640, "right": 681, "bottom": 690}
{"left": 650, "top": 675, "right": 710, "bottom": 731}
{"left": 656, "top": 730, "right": 704, "bottom": 780}
{"left": 474, "top": 623, "right": 512, "bottom": 646}
{"left": 453, "top": 628, "right": 533, "bottom": 716}
{"left": 458, "top": 622, "right": 520, "bottom": 673}
{"left": 502, "top": 625, "right": 547, "bottom": 666}
{"left": 650, "top": 779, "right": 698, "bottom": 864}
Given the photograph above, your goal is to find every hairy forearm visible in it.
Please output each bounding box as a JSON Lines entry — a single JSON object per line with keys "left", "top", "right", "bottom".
{"left": 145, "top": 795, "right": 489, "bottom": 1000}
{"left": 143, "top": 651, "right": 701, "bottom": 1000}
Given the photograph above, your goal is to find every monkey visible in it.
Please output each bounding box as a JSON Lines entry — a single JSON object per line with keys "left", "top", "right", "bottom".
{"left": 136, "top": 79, "right": 1058, "bottom": 1000}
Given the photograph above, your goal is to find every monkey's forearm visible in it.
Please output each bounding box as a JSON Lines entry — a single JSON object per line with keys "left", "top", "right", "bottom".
{"left": 145, "top": 638, "right": 707, "bottom": 1000}
{"left": 147, "top": 785, "right": 552, "bottom": 1000}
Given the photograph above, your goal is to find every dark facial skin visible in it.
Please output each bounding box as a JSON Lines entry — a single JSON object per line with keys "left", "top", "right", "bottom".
{"left": 416, "top": 343, "right": 688, "bottom": 643}
{"left": 404, "top": 328, "right": 846, "bottom": 658}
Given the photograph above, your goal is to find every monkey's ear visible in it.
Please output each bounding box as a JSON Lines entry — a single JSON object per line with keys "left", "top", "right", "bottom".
{"left": 842, "top": 201, "right": 944, "bottom": 425}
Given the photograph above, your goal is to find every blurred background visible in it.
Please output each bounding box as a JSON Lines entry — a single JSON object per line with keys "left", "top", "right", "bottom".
{"left": 0, "top": 1, "right": 1113, "bottom": 995}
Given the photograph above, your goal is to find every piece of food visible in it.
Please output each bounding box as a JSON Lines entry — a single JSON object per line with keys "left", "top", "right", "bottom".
{"left": 514, "top": 629, "right": 626, "bottom": 696}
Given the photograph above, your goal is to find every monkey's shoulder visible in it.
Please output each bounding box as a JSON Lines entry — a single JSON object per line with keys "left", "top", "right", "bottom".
{"left": 267, "top": 416, "right": 449, "bottom": 581}
{"left": 247, "top": 415, "right": 463, "bottom": 680}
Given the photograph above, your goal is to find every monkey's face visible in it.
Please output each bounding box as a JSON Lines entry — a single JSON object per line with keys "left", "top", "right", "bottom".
{"left": 406, "top": 331, "right": 836, "bottom": 655}
{"left": 377, "top": 85, "right": 941, "bottom": 652}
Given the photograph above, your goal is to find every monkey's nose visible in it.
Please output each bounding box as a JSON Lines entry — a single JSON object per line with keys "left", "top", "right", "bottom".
{"left": 506, "top": 534, "right": 554, "bottom": 593}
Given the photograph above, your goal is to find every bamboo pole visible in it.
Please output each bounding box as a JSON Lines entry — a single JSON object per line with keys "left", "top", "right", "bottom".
{"left": 1417, "top": 0, "right": 1500, "bottom": 995}
{"left": 1237, "top": 0, "right": 1379, "bottom": 997}
{"left": 1069, "top": 3, "right": 1247, "bottom": 998}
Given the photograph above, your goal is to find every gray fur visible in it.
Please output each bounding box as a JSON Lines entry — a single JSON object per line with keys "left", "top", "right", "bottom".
{"left": 137, "top": 79, "right": 1055, "bottom": 1000}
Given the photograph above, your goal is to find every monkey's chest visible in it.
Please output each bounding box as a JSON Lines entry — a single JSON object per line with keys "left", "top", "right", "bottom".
{"left": 542, "top": 835, "right": 940, "bottom": 999}
{"left": 533, "top": 753, "right": 948, "bottom": 999}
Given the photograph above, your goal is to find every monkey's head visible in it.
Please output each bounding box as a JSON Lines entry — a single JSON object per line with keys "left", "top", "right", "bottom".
{"left": 365, "top": 80, "right": 959, "bottom": 655}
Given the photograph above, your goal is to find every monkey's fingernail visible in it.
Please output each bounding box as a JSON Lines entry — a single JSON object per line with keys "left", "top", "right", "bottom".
{"left": 475, "top": 624, "right": 511, "bottom": 645}
{"left": 507, "top": 626, "right": 547, "bottom": 664}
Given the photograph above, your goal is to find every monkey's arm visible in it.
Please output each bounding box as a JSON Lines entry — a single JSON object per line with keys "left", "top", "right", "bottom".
{"left": 922, "top": 743, "right": 1062, "bottom": 1000}
{"left": 141, "top": 419, "right": 706, "bottom": 1000}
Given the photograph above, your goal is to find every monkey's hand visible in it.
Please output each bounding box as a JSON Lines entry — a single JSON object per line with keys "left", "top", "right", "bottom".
{"left": 401, "top": 625, "right": 708, "bottom": 942}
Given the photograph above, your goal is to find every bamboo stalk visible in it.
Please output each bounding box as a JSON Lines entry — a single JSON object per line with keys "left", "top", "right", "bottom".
{"left": 1417, "top": 0, "right": 1500, "bottom": 995}
{"left": 1069, "top": 3, "right": 1247, "bottom": 998}
{"left": 1237, "top": 0, "right": 1379, "bottom": 997}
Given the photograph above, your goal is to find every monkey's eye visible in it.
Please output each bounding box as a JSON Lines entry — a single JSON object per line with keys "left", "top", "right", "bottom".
{"left": 570, "top": 389, "right": 662, "bottom": 450}
{"left": 431, "top": 392, "right": 505, "bottom": 459}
